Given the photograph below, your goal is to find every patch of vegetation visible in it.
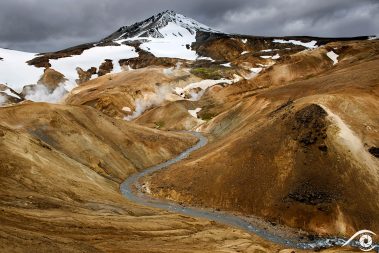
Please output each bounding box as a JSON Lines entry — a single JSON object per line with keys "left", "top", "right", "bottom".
{"left": 199, "top": 112, "right": 215, "bottom": 121}
{"left": 154, "top": 121, "right": 165, "bottom": 129}
{"left": 190, "top": 67, "right": 224, "bottom": 80}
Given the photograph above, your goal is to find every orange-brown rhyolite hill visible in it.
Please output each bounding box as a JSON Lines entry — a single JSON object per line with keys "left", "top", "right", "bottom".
{"left": 4, "top": 103, "right": 357, "bottom": 252}
{"left": 65, "top": 66, "right": 201, "bottom": 119}
{"left": 147, "top": 39, "right": 379, "bottom": 237}
{"left": 0, "top": 103, "right": 292, "bottom": 252}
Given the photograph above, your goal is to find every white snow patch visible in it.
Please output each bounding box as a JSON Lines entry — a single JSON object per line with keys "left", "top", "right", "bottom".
{"left": 50, "top": 45, "right": 138, "bottom": 90}
{"left": 0, "top": 48, "right": 44, "bottom": 92}
{"left": 260, "top": 49, "right": 274, "bottom": 52}
{"left": 246, "top": 67, "right": 264, "bottom": 79}
{"left": 221, "top": 62, "right": 232, "bottom": 67}
{"left": 197, "top": 56, "right": 215, "bottom": 62}
{"left": 179, "top": 78, "right": 235, "bottom": 93}
{"left": 273, "top": 39, "right": 318, "bottom": 49}
{"left": 250, "top": 67, "right": 263, "bottom": 74}
{"left": 175, "top": 77, "right": 238, "bottom": 101}
{"left": 171, "top": 13, "right": 219, "bottom": 33}
{"left": 138, "top": 22, "right": 198, "bottom": 60}
{"left": 368, "top": 35, "right": 378, "bottom": 40}
{"left": 241, "top": 39, "right": 248, "bottom": 44}
{"left": 326, "top": 51, "right": 339, "bottom": 65}
{"left": 2, "top": 89, "right": 21, "bottom": 99}
{"left": 241, "top": 51, "right": 250, "bottom": 55}
{"left": 122, "top": 106, "right": 131, "bottom": 112}
{"left": 260, "top": 53, "right": 280, "bottom": 60}
{"left": 188, "top": 108, "right": 202, "bottom": 118}
{"left": 271, "top": 53, "right": 280, "bottom": 60}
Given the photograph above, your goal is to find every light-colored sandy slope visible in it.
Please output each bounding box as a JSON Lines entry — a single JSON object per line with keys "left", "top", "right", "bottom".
{"left": 147, "top": 40, "right": 379, "bottom": 237}
{"left": 321, "top": 104, "right": 378, "bottom": 172}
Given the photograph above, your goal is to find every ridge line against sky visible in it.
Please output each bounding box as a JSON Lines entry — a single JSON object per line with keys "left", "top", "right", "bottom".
{"left": 0, "top": 0, "right": 378, "bottom": 52}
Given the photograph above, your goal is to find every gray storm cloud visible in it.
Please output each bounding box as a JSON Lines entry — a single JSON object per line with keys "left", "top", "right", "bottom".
{"left": 0, "top": 0, "right": 378, "bottom": 52}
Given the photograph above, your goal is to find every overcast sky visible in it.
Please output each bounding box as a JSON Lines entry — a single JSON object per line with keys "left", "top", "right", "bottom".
{"left": 0, "top": 0, "right": 378, "bottom": 52}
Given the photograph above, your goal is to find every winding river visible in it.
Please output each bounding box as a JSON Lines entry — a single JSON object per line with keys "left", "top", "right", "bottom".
{"left": 120, "top": 131, "right": 377, "bottom": 252}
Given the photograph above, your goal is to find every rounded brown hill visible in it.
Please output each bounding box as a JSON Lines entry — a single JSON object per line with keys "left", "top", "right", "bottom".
{"left": 148, "top": 102, "right": 379, "bottom": 236}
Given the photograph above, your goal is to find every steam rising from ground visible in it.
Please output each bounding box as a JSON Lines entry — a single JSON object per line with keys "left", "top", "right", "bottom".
{"left": 124, "top": 85, "right": 173, "bottom": 121}
{"left": 0, "top": 94, "right": 6, "bottom": 105}
{"left": 163, "top": 62, "right": 182, "bottom": 76}
{"left": 24, "top": 84, "right": 68, "bottom": 103}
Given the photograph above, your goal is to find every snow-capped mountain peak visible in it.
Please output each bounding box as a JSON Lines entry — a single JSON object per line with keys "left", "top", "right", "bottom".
{"left": 99, "top": 10, "right": 221, "bottom": 61}
{"left": 105, "top": 10, "right": 219, "bottom": 41}
{"left": 1, "top": 11, "right": 220, "bottom": 102}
